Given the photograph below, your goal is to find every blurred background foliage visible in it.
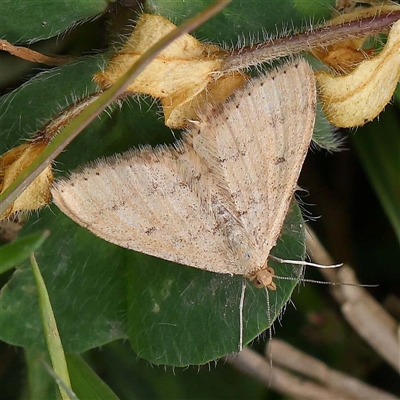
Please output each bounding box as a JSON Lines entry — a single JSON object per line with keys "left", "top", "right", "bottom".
{"left": 0, "top": 0, "right": 399, "bottom": 399}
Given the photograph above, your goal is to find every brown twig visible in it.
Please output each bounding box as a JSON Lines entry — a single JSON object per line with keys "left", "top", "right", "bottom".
{"left": 228, "top": 348, "right": 343, "bottom": 400}
{"left": 305, "top": 226, "right": 400, "bottom": 373}
{"left": 269, "top": 339, "right": 399, "bottom": 400}
{"left": 0, "top": 39, "right": 74, "bottom": 66}
{"left": 227, "top": 346, "right": 399, "bottom": 400}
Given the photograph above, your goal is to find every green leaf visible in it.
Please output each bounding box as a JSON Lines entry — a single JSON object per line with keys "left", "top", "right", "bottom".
{"left": 30, "top": 253, "right": 72, "bottom": 400}
{"left": 0, "top": 54, "right": 106, "bottom": 156}
{"left": 127, "top": 204, "right": 305, "bottom": 366}
{"left": 93, "top": 340, "right": 266, "bottom": 400}
{"left": 0, "top": 230, "right": 49, "bottom": 274}
{"left": 67, "top": 354, "right": 120, "bottom": 400}
{"left": 25, "top": 349, "right": 59, "bottom": 400}
{"left": 313, "top": 101, "right": 342, "bottom": 152}
{"left": 0, "top": 0, "right": 109, "bottom": 44}
{"left": 0, "top": 208, "right": 128, "bottom": 352}
{"left": 146, "top": 0, "right": 335, "bottom": 42}
{"left": 352, "top": 106, "right": 400, "bottom": 243}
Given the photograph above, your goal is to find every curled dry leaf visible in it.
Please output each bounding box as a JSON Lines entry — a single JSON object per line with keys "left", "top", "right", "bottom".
{"left": 0, "top": 143, "right": 53, "bottom": 219}
{"left": 316, "top": 17, "right": 400, "bottom": 128}
{"left": 94, "top": 14, "right": 246, "bottom": 129}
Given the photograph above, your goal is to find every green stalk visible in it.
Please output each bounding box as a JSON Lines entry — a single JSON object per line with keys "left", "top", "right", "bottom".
{"left": 30, "top": 253, "right": 73, "bottom": 400}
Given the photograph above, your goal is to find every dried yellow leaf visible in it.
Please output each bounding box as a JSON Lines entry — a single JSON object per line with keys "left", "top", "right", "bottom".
{"left": 0, "top": 143, "right": 53, "bottom": 219}
{"left": 311, "top": 38, "right": 372, "bottom": 73}
{"left": 316, "top": 18, "right": 400, "bottom": 128}
{"left": 161, "top": 72, "right": 247, "bottom": 128}
{"left": 94, "top": 14, "right": 244, "bottom": 128}
{"left": 95, "top": 14, "right": 221, "bottom": 93}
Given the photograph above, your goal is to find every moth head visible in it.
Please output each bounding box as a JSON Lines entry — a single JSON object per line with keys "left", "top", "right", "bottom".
{"left": 250, "top": 266, "right": 277, "bottom": 291}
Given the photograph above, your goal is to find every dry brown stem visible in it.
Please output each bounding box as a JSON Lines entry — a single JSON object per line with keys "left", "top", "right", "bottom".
{"left": 228, "top": 345, "right": 399, "bottom": 400}
{"left": 0, "top": 39, "right": 74, "bottom": 66}
{"left": 305, "top": 226, "right": 400, "bottom": 373}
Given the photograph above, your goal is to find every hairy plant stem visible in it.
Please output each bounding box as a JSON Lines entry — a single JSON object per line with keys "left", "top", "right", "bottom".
{"left": 220, "top": 10, "right": 400, "bottom": 73}
{"left": 32, "top": 93, "right": 103, "bottom": 144}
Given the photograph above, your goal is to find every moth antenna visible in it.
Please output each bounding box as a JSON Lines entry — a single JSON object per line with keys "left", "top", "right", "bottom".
{"left": 239, "top": 279, "right": 246, "bottom": 352}
{"left": 273, "top": 274, "right": 378, "bottom": 288}
{"left": 265, "top": 287, "right": 273, "bottom": 387}
{"left": 269, "top": 254, "right": 342, "bottom": 269}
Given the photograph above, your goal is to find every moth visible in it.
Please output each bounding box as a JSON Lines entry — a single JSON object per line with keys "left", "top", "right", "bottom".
{"left": 52, "top": 60, "right": 316, "bottom": 287}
